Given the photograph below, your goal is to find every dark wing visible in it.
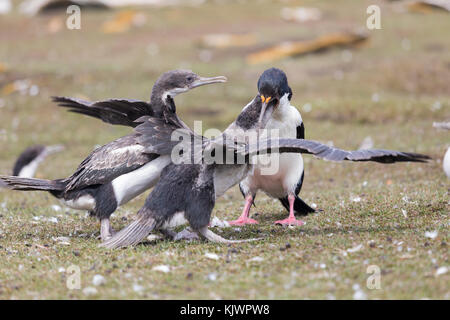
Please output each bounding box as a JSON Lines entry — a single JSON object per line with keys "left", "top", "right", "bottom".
{"left": 134, "top": 111, "right": 206, "bottom": 156}
{"left": 133, "top": 114, "right": 430, "bottom": 165}
{"left": 53, "top": 96, "right": 153, "bottom": 127}
{"left": 294, "top": 123, "right": 305, "bottom": 195}
{"left": 296, "top": 123, "right": 305, "bottom": 139}
{"left": 65, "top": 134, "right": 157, "bottom": 191}
{"left": 244, "top": 138, "right": 430, "bottom": 163}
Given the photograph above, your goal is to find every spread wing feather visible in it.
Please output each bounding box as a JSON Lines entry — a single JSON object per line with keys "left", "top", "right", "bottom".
{"left": 53, "top": 96, "right": 153, "bottom": 127}
{"left": 134, "top": 116, "right": 429, "bottom": 164}
{"left": 244, "top": 138, "right": 430, "bottom": 163}
{"left": 135, "top": 113, "right": 205, "bottom": 155}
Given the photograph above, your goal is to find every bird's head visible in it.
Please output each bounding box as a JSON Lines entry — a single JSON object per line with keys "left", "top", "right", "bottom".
{"left": 151, "top": 70, "right": 227, "bottom": 112}
{"left": 256, "top": 68, "right": 292, "bottom": 128}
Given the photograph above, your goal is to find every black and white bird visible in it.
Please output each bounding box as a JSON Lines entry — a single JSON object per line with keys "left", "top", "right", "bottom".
{"left": 14, "top": 144, "right": 64, "bottom": 178}
{"left": 0, "top": 70, "right": 227, "bottom": 241}
{"left": 101, "top": 92, "right": 430, "bottom": 249}
{"left": 230, "top": 68, "right": 314, "bottom": 226}
{"left": 0, "top": 144, "right": 64, "bottom": 188}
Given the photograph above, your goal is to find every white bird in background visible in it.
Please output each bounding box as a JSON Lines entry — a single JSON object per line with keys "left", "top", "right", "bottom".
{"left": 444, "top": 147, "right": 450, "bottom": 178}
{"left": 433, "top": 122, "right": 450, "bottom": 178}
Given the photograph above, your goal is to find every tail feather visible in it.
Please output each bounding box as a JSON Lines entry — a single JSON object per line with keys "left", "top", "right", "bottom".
{"left": 0, "top": 175, "right": 66, "bottom": 191}
{"left": 100, "top": 218, "right": 157, "bottom": 249}
{"left": 279, "top": 196, "right": 316, "bottom": 216}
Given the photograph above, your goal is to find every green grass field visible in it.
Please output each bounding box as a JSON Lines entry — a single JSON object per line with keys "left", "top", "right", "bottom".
{"left": 0, "top": 0, "right": 448, "bottom": 299}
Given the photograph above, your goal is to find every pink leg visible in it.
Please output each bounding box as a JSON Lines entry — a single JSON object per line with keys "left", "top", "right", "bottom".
{"left": 275, "top": 195, "right": 304, "bottom": 226}
{"left": 228, "top": 195, "right": 259, "bottom": 226}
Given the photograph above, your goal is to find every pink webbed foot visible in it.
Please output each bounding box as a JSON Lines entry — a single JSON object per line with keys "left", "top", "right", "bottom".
{"left": 228, "top": 217, "right": 259, "bottom": 226}
{"left": 228, "top": 194, "right": 257, "bottom": 226}
{"left": 274, "top": 217, "right": 304, "bottom": 226}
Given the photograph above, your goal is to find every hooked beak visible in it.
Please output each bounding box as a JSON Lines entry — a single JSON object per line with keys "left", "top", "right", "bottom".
{"left": 189, "top": 75, "right": 227, "bottom": 89}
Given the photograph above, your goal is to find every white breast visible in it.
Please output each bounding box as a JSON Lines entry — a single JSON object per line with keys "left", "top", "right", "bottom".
{"left": 243, "top": 96, "right": 304, "bottom": 198}
{"left": 111, "top": 155, "right": 171, "bottom": 205}
{"left": 162, "top": 211, "right": 188, "bottom": 229}
{"left": 60, "top": 195, "right": 96, "bottom": 211}
{"left": 17, "top": 161, "right": 40, "bottom": 178}
{"left": 18, "top": 152, "right": 48, "bottom": 178}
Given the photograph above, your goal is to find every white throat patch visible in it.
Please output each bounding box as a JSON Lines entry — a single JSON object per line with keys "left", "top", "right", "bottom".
{"left": 162, "top": 87, "right": 189, "bottom": 101}
{"left": 272, "top": 93, "right": 293, "bottom": 120}
{"left": 278, "top": 92, "right": 291, "bottom": 109}
{"left": 18, "top": 151, "right": 48, "bottom": 178}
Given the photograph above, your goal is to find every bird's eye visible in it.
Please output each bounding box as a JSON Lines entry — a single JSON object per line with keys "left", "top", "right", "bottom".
{"left": 187, "top": 76, "right": 193, "bottom": 82}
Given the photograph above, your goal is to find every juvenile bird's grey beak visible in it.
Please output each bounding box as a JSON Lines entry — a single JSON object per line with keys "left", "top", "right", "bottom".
{"left": 189, "top": 76, "right": 227, "bottom": 89}
{"left": 258, "top": 102, "right": 268, "bottom": 128}
{"left": 257, "top": 102, "right": 277, "bottom": 130}
{"left": 45, "top": 144, "right": 65, "bottom": 155}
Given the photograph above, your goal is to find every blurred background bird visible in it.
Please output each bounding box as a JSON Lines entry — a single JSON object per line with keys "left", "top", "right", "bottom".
{"left": 433, "top": 122, "right": 450, "bottom": 178}
{"left": 0, "top": 144, "right": 64, "bottom": 188}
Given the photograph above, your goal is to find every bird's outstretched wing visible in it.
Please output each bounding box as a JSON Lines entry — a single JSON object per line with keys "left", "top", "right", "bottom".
{"left": 134, "top": 113, "right": 430, "bottom": 164}
{"left": 134, "top": 112, "right": 207, "bottom": 156}
{"left": 243, "top": 138, "right": 430, "bottom": 163}
{"left": 52, "top": 96, "right": 153, "bottom": 127}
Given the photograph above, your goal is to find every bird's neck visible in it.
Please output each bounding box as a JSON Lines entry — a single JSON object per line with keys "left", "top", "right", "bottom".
{"left": 150, "top": 93, "right": 176, "bottom": 117}
{"left": 272, "top": 93, "right": 292, "bottom": 120}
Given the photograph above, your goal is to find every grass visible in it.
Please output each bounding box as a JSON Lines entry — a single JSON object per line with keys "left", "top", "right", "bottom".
{"left": 0, "top": 0, "right": 449, "bottom": 299}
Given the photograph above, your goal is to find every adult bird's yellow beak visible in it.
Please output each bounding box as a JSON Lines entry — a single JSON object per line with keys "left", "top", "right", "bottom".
{"left": 258, "top": 96, "right": 272, "bottom": 128}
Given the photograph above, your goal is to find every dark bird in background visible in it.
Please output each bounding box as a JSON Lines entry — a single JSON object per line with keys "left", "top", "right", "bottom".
{"left": 101, "top": 91, "right": 430, "bottom": 249}
{"left": 0, "top": 144, "right": 64, "bottom": 189}
{"left": 0, "top": 70, "right": 227, "bottom": 241}
{"left": 13, "top": 144, "right": 64, "bottom": 178}
{"left": 230, "top": 68, "right": 314, "bottom": 227}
